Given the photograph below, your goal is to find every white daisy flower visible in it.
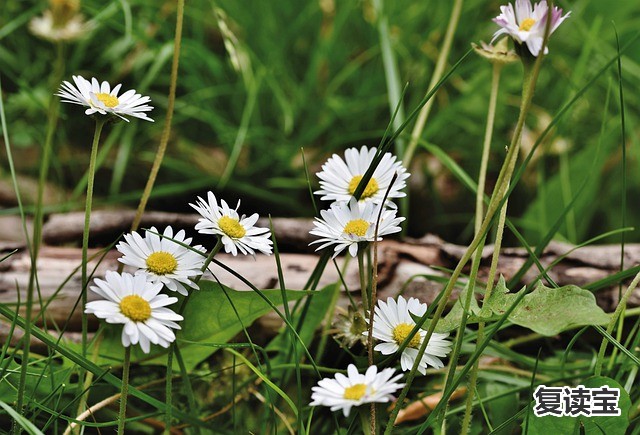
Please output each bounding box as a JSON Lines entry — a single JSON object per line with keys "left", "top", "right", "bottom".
{"left": 189, "top": 191, "right": 273, "bottom": 256}
{"left": 492, "top": 0, "right": 570, "bottom": 57}
{"left": 309, "top": 198, "right": 404, "bottom": 258}
{"left": 85, "top": 271, "right": 183, "bottom": 353}
{"left": 56, "top": 75, "right": 154, "bottom": 122}
{"left": 315, "top": 146, "right": 410, "bottom": 204}
{"left": 369, "top": 296, "right": 452, "bottom": 375}
{"left": 310, "top": 364, "right": 404, "bottom": 417}
{"left": 116, "top": 226, "right": 206, "bottom": 296}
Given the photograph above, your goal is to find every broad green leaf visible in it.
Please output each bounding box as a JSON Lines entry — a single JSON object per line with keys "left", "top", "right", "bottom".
{"left": 526, "top": 376, "right": 630, "bottom": 435}
{"left": 486, "top": 277, "right": 610, "bottom": 336}
{"left": 436, "top": 277, "right": 609, "bottom": 335}
{"left": 93, "top": 282, "right": 308, "bottom": 370}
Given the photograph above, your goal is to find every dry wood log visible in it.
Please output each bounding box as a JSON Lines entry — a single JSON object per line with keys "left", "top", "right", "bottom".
{"left": 42, "top": 211, "right": 315, "bottom": 252}
{"left": 2, "top": 212, "right": 640, "bottom": 348}
{"left": 1, "top": 236, "right": 638, "bottom": 329}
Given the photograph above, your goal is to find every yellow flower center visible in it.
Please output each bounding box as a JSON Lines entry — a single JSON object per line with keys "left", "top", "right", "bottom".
{"left": 145, "top": 251, "right": 178, "bottom": 275}
{"left": 119, "top": 295, "right": 152, "bottom": 322}
{"left": 392, "top": 323, "right": 422, "bottom": 348}
{"left": 95, "top": 92, "right": 119, "bottom": 108}
{"left": 348, "top": 175, "right": 379, "bottom": 199}
{"left": 519, "top": 18, "right": 536, "bottom": 32}
{"left": 218, "top": 216, "right": 246, "bottom": 239}
{"left": 343, "top": 383, "right": 367, "bottom": 401}
{"left": 343, "top": 219, "right": 369, "bottom": 237}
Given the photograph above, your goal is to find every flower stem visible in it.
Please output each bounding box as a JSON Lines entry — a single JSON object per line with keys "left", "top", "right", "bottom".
{"left": 81, "top": 118, "right": 105, "bottom": 356}
{"left": 475, "top": 63, "right": 502, "bottom": 234}
{"left": 384, "top": 53, "right": 542, "bottom": 435}
{"left": 461, "top": 63, "right": 503, "bottom": 432}
{"left": 130, "top": 0, "right": 184, "bottom": 233}
{"left": 117, "top": 346, "right": 132, "bottom": 435}
{"left": 357, "top": 249, "right": 369, "bottom": 312}
{"left": 461, "top": 191, "right": 508, "bottom": 434}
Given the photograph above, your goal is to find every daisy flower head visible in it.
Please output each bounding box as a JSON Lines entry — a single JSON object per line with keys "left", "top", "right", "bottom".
{"left": 492, "top": 0, "right": 570, "bottom": 57}
{"left": 116, "top": 226, "right": 206, "bottom": 296}
{"left": 85, "top": 271, "right": 183, "bottom": 353}
{"left": 56, "top": 75, "right": 154, "bottom": 122}
{"left": 309, "top": 197, "right": 404, "bottom": 258}
{"left": 333, "top": 304, "right": 368, "bottom": 349}
{"left": 29, "top": 0, "right": 91, "bottom": 43}
{"left": 190, "top": 191, "right": 273, "bottom": 256}
{"left": 310, "top": 364, "right": 404, "bottom": 417}
{"left": 369, "top": 296, "right": 453, "bottom": 375}
{"left": 315, "top": 146, "right": 410, "bottom": 205}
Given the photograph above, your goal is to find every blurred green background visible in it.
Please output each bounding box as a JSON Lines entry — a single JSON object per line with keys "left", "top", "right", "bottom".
{"left": 1, "top": 0, "right": 639, "bottom": 245}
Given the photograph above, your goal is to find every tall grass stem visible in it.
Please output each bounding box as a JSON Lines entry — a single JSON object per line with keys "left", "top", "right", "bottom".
{"left": 402, "top": 0, "right": 463, "bottom": 166}
{"left": 130, "top": 0, "right": 185, "bottom": 232}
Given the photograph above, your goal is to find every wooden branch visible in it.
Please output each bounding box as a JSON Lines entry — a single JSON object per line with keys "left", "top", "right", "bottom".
{"left": 2, "top": 211, "right": 639, "bottom": 346}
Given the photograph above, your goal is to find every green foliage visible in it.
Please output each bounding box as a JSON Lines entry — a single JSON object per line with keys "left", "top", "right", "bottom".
{"left": 488, "top": 278, "right": 611, "bottom": 336}
{"left": 526, "top": 377, "right": 631, "bottom": 435}
{"left": 92, "top": 282, "right": 309, "bottom": 370}
{"left": 437, "top": 277, "right": 610, "bottom": 335}
{"left": 267, "top": 283, "right": 335, "bottom": 356}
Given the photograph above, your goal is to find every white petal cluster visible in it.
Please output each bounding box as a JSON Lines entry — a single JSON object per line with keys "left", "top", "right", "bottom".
{"left": 492, "top": 0, "right": 570, "bottom": 56}
{"left": 309, "top": 198, "right": 404, "bottom": 258}
{"left": 85, "top": 271, "right": 183, "bottom": 353}
{"left": 117, "top": 226, "right": 206, "bottom": 296}
{"left": 310, "top": 364, "right": 404, "bottom": 417}
{"left": 57, "top": 75, "right": 154, "bottom": 122}
{"left": 369, "top": 296, "right": 453, "bottom": 375}
{"left": 315, "top": 146, "right": 409, "bottom": 205}
{"left": 190, "top": 191, "right": 273, "bottom": 256}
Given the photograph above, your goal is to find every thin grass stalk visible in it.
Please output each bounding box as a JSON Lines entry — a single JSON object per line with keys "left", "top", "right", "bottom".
{"left": 1, "top": 81, "right": 36, "bottom": 433}
{"left": 611, "top": 27, "right": 628, "bottom": 373}
{"left": 130, "top": 0, "right": 185, "bottom": 233}
{"left": 366, "top": 174, "right": 397, "bottom": 435}
{"left": 13, "top": 43, "right": 65, "bottom": 431}
{"left": 117, "top": 346, "right": 132, "bottom": 435}
{"left": 460, "top": 61, "right": 503, "bottom": 433}
{"left": 440, "top": 236, "right": 486, "bottom": 433}
{"left": 595, "top": 271, "right": 640, "bottom": 376}
{"left": 475, "top": 63, "right": 502, "bottom": 234}
{"left": 384, "top": 41, "right": 544, "bottom": 434}
{"left": 402, "top": 0, "right": 463, "bottom": 166}
{"left": 372, "top": 0, "right": 406, "bottom": 156}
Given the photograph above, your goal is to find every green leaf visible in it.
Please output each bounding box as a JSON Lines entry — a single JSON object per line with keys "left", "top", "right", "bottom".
{"left": 526, "top": 376, "right": 631, "bottom": 435}
{"left": 95, "top": 281, "right": 308, "bottom": 370}
{"left": 435, "top": 284, "right": 483, "bottom": 333}
{"left": 486, "top": 277, "right": 610, "bottom": 336}
{"left": 0, "top": 400, "right": 45, "bottom": 435}
{"left": 0, "top": 357, "right": 72, "bottom": 404}
{"left": 267, "top": 283, "right": 334, "bottom": 357}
